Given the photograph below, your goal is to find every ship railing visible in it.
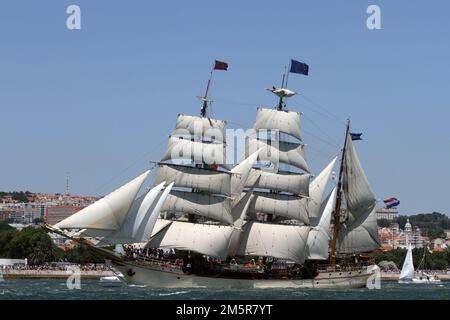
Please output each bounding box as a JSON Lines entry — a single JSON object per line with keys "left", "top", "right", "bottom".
{"left": 128, "top": 255, "right": 183, "bottom": 269}
{"left": 315, "top": 262, "right": 372, "bottom": 273}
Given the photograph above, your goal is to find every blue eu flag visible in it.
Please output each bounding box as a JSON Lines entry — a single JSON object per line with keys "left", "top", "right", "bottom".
{"left": 290, "top": 59, "right": 309, "bottom": 76}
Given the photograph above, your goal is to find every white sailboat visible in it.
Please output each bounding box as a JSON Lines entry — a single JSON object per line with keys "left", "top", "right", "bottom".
{"left": 398, "top": 245, "right": 441, "bottom": 284}
{"left": 46, "top": 62, "right": 382, "bottom": 289}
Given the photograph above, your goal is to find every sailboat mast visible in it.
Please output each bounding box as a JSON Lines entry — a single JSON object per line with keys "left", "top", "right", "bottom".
{"left": 200, "top": 69, "right": 214, "bottom": 117}
{"left": 329, "top": 119, "right": 350, "bottom": 265}
{"left": 278, "top": 72, "right": 286, "bottom": 110}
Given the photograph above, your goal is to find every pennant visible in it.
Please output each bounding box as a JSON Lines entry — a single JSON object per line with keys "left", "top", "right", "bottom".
{"left": 214, "top": 60, "right": 229, "bottom": 71}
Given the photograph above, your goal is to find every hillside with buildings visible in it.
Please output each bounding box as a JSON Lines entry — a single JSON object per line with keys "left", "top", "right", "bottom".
{"left": 0, "top": 191, "right": 98, "bottom": 226}
{"left": 2, "top": 191, "right": 449, "bottom": 257}
{"left": 376, "top": 207, "right": 450, "bottom": 252}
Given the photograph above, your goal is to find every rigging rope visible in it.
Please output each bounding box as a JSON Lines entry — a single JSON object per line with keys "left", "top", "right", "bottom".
{"left": 91, "top": 137, "right": 167, "bottom": 196}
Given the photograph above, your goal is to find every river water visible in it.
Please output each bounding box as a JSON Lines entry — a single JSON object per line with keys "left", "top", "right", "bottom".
{"left": 1, "top": 279, "right": 449, "bottom": 300}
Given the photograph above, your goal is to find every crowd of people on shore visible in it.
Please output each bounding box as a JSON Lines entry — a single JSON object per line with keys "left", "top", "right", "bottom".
{"left": 0, "top": 263, "right": 111, "bottom": 272}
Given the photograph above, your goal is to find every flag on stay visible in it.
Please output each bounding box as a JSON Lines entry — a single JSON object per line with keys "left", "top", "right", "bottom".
{"left": 214, "top": 60, "right": 229, "bottom": 71}
{"left": 350, "top": 133, "right": 363, "bottom": 141}
{"left": 384, "top": 197, "right": 400, "bottom": 208}
{"left": 290, "top": 59, "right": 309, "bottom": 76}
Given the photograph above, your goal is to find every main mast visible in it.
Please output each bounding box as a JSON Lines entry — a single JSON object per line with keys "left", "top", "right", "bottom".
{"left": 329, "top": 119, "right": 350, "bottom": 265}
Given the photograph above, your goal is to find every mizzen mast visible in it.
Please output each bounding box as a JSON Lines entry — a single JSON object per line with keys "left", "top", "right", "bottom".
{"left": 329, "top": 119, "right": 350, "bottom": 265}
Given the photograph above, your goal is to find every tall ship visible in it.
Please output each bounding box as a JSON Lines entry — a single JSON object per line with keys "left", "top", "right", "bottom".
{"left": 46, "top": 60, "right": 381, "bottom": 289}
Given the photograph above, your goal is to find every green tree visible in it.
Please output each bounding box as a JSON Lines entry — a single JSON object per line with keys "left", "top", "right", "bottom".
{"left": 0, "top": 226, "right": 63, "bottom": 264}
{"left": 33, "top": 217, "right": 44, "bottom": 224}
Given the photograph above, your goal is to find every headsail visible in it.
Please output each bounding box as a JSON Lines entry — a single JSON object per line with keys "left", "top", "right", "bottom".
{"left": 308, "top": 157, "right": 337, "bottom": 226}
{"left": 55, "top": 171, "right": 150, "bottom": 230}
{"left": 399, "top": 245, "right": 415, "bottom": 281}
{"left": 80, "top": 182, "right": 174, "bottom": 245}
{"left": 306, "top": 187, "right": 337, "bottom": 260}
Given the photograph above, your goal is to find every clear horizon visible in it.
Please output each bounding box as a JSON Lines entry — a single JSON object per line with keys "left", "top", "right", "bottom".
{"left": 1, "top": 1, "right": 449, "bottom": 216}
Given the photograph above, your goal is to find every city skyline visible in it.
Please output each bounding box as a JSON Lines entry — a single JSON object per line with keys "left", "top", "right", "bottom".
{"left": 1, "top": 1, "right": 449, "bottom": 216}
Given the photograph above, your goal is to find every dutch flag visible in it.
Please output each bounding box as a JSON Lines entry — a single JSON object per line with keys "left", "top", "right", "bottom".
{"left": 383, "top": 197, "right": 400, "bottom": 208}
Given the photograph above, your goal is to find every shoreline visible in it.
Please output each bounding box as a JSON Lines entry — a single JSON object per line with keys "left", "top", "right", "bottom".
{"left": 381, "top": 272, "right": 450, "bottom": 281}
{"left": 1, "top": 270, "right": 115, "bottom": 280}
{"left": 2, "top": 270, "right": 450, "bottom": 282}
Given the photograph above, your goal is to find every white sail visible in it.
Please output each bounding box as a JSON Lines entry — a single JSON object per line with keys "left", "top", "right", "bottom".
{"left": 139, "top": 183, "right": 174, "bottom": 241}
{"left": 343, "top": 134, "right": 376, "bottom": 227}
{"left": 236, "top": 222, "right": 310, "bottom": 263}
{"left": 337, "top": 134, "right": 380, "bottom": 254}
{"left": 247, "top": 138, "right": 309, "bottom": 173}
{"left": 132, "top": 182, "right": 166, "bottom": 237}
{"left": 337, "top": 207, "right": 381, "bottom": 254}
{"left": 306, "top": 187, "right": 337, "bottom": 260}
{"left": 55, "top": 171, "right": 150, "bottom": 230}
{"left": 91, "top": 183, "right": 174, "bottom": 245}
{"left": 230, "top": 150, "right": 260, "bottom": 200}
{"left": 308, "top": 157, "right": 337, "bottom": 226}
{"left": 147, "top": 220, "right": 235, "bottom": 260}
{"left": 246, "top": 192, "right": 309, "bottom": 224}
{"left": 254, "top": 107, "right": 302, "bottom": 141}
{"left": 154, "top": 163, "right": 230, "bottom": 195}
{"left": 399, "top": 245, "right": 415, "bottom": 281}
{"left": 245, "top": 169, "right": 310, "bottom": 196}
{"left": 161, "top": 191, "right": 233, "bottom": 225}
{"left": 161, "top": 136, "right": 226, "bottom": 165}
{"left": 172, "top": 114, "right": 226, "bottom": 142}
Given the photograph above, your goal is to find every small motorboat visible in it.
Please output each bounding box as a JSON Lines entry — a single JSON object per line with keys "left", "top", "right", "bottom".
{"left": 99, "top": 275, "right": 124, "bottom": 286}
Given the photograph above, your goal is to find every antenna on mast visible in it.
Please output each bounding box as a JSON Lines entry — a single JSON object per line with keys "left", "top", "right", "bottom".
{"left": 66, "top": 172, "right": 70, "bottom": 196}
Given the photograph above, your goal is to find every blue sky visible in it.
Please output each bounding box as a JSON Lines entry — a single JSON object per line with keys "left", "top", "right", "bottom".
{"left": 0, "top": 1, "right": 449, "bottom": 216}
